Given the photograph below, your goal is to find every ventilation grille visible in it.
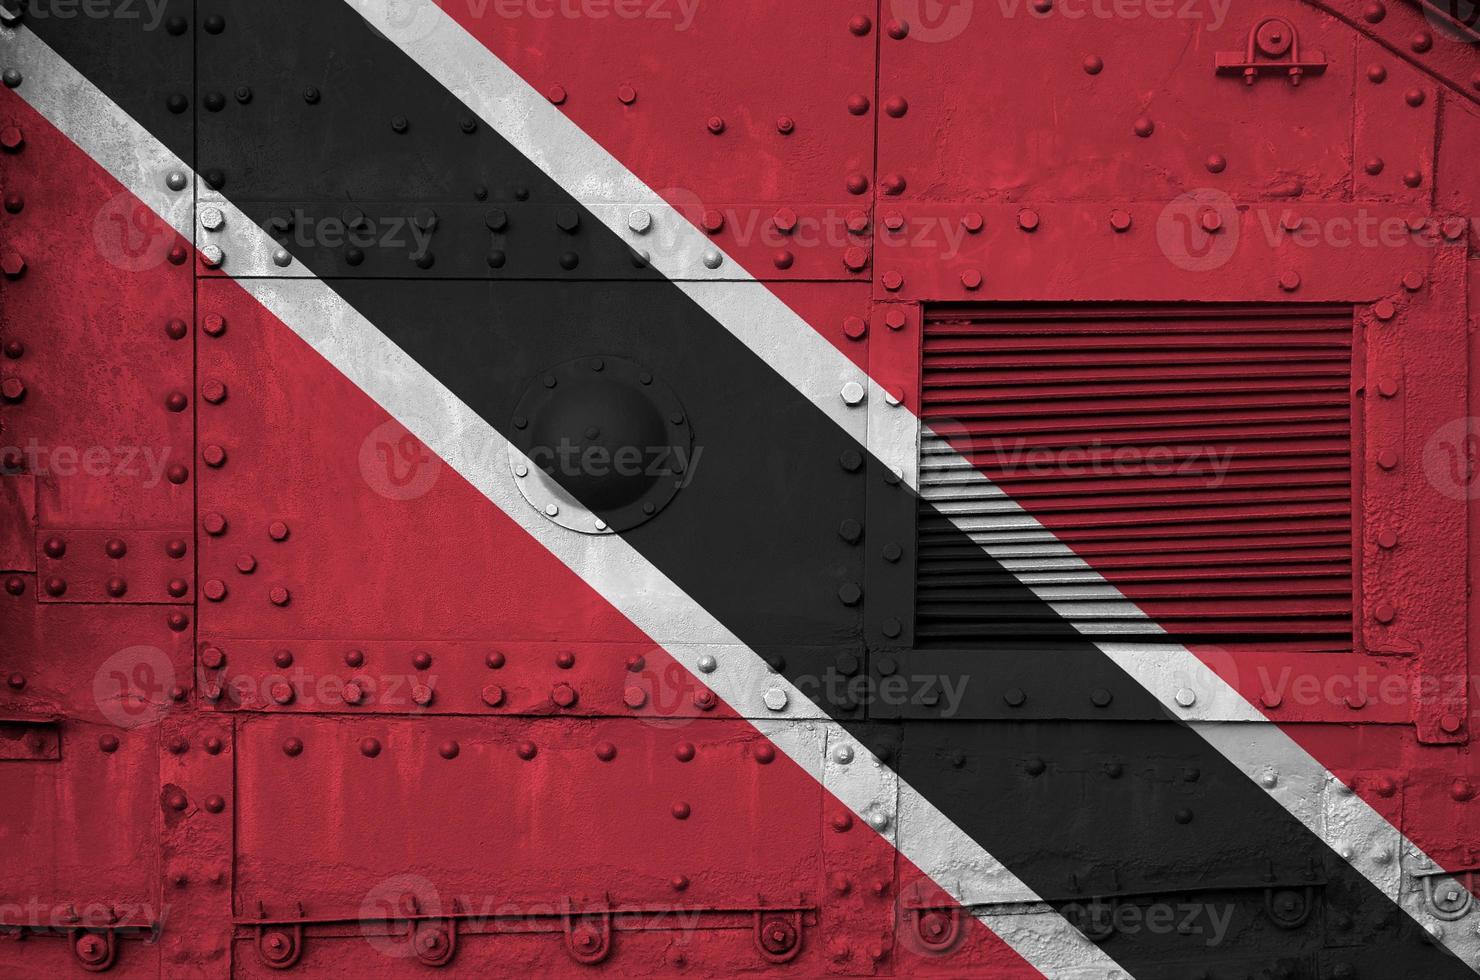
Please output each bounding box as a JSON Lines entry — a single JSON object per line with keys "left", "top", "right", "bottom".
{"left": 917, "top": 305, "right": 1355, "bottom": 651}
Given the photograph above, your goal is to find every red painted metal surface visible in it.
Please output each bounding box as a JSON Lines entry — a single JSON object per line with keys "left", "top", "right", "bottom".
{"left": 5, "top": 0, "right": 1480, "bottom": 974}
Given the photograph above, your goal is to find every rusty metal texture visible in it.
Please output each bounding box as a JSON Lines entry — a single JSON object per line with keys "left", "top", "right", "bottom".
{"left": 3, "top": 1, "right": 1480, "bottom": 977}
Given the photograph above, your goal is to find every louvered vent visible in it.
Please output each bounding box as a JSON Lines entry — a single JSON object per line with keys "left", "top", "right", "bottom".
{"left": 917, "top": 305, "right": 1355, "bottom": 651}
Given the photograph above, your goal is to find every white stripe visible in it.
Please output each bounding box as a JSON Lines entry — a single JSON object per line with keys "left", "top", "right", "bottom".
{"left": 0, "top": 22, "right": 1126, "bottom": 979}
{"left": 327, "top": 0, "right": 1476, "bottom": 966}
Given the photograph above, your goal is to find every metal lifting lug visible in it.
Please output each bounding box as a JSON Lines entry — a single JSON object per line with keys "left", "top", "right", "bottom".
{"left": 1264, "top": 886, "right": 1314, "bottom": 929}
{"left": 1216, "top": 17, "right": 1327, "bottom": 87}
{"left": 561, "top": 897, "right": 613, "bottom": 966}
{"left": 1422, "top": 872, "right": 1476, "bottom": 921}
{"left": 411, "top": 898, "right": 459, "bottom": 968}
{"left": 910, "top": 905, "right": 961, "bottom": 955}
{"left": 70, "top": 928, "right": 118, "bottom": 973}
{"left": 752, "top": 907, "right": 804, "bottom": 965}
{"left": 254, "top": 902, "right": 304, "bottom": 970}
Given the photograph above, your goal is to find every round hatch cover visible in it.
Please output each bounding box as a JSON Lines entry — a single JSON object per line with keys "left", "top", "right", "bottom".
{"left": 508, "top": 356, "right": 692, "bottom": 534}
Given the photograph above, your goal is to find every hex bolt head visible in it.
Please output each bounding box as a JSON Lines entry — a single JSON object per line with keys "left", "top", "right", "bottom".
{"left": 199, "top": 206, "right": 224, "bottom": 231}
{"left": 1174, "top": 688, "right": 1197, "bottom": 708}
{"left": 627, "top": 209, "right": 651, "bottom": 234}
{"left": 763, "top": 687, "right": 789, "bottom": 712}
{"left": 840, "top": 381, "right": 866, "bottom": 406}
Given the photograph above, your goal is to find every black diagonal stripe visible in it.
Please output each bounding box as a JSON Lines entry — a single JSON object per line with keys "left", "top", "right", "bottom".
{"left": 24, "top": 3, "right": 1469, "bottom": 974}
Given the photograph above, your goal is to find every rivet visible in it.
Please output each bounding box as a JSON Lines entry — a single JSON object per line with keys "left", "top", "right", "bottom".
{"left": 272, "top": 647, "right": 293, "bottom": 670}
{"left": 696, "top": 653, "right": 717, "bottom": 673}
{"left": 595, "top": 742, "right": 617, "bottom": 761}
{"left": 1083, "top": 55, "right": 1104, "bottom": 75}
{"left": 1377, "top": 530, "right": 1398, "bottom": 549}
{"left": 546, "top": 84, "right": 566, "bottom": 105}
{"left": 846, "top": 173, "right": 869, "bottom": 195}
{"left": 1441, "top": 713, "right": 1464, "bottom": 734}
{"left": 202, "top": 380, "right": 227, "bottom": 404}
{"left": 1091, "top": 688, "right": 1113, "bottom": 707}
{"left": 776, "top": 115, "right": 795, "bottom": 134}
{"left": 674, "top": 742, "right": 695, "bottom": 762}
{"left": 754, "top": 744, "right": 775, "bottom": 764}
{"left": 833, "top": 744, "right": 854, "bottom": 764}
{"left": 880, "top": 173, "right": 906, "bottom": 195}
{"left": 706, "top": 115, "right": 726, "bottom": 134}
{"left": 1376, "top": 450, "right": 1399, "bottom": 471}
{"left": 439, "top": 740, "right": 460, "bottom": 760}
{"left": 832, "top": 812, "right": 854, "bottom": 832}
{"left": 360, "top": 737, "right": 381, "bottom": 758}
{"left": 847, "top": 94, "right": 871, "bottom": 116}
{"left": 413, "top": 650, "right": 433, "bottom": 670}
{"left": 1017, "top": 209, "right": 1040, "bottom": 231}
{"left": 1412, "top": 30, "right": 1433, "bottom": 53}
{"left": 617, "top": 84, "right": 637, "bottom": 105}
{"left": 623, "top": 686, "right": 647, "bottom": 709}
{"left": 1206, "top": 153, "right": 1227, "bottom": 173}
{"left": 1110, "top": 209, "right": 1132, "bottom": 232}
{"left": 167, "top": 791, "right": 189, "bottom": 812}
{"left": 166, "top": 171, "right": 188, "bottom": 192}
{"left": 838, "top": 582, "right": 863, "bottom": 605}
{"left": 849, "top": 14, "right": 872, "bottom": 35}
{"left": 98, "top": 734, "right": 119, "bottom": 753}
{"left": 1174, "top": 688, "right": 1197, "bottom": 708}
{"left": 203, "top": 444, "right": 227, "bottom": 468}
{"left": 203, "top": 579, "right": 227, "bottom": 602}
{"left": 884, "top": 96, "right": 908, "bottom": 117}
{"left": 1365, "top": 157, "right": 1385, "bottom": 176}
{"left": 886, "top": 19, "right": 909, "bottom": 39}
{"left": 268, "top": 586, "right": 291, "bottom": 607}
{"left": 1405, "top": 88, "right": 1426, "bottom": 107}
{"left": 282, "top": 737, "right": 303, "bottom": 757}
{"left": 1374, "top": 601, "right": 1396, "bottom": 623}
{"left": 1279, "top": 271, "right": 1301, "bottom": 292}
{"left": 672, "top": 801, "right": 691, "bottom": 820}
{"left": 960, "top": 269, "right": 982, "bottom": 290}
{"left": 1378, "top": 378, "right": 1399, "bottom": 398}
{"left": 204, "top": 795, "right": 225, "bottom": 814}
{"left": 1368, "top": 64, "right": 1387, "bottom": 84}
{"left": 44, "top": 577, "right": 66, "bottom": 597}
{"left": 866, "top": 811, "right": 890, "bottom": 832}
{"left": 701, "top": 249, "right": 722, "bottom": 269}
{"left": 1260, "top": 771, "right": 1279, "bottom": 789}
{"left": 1133, "top": 116, "right": 1155, "bottom": 138}
{"left": 1362, "top": 1, "right": 1386, "bottom": 23}
{"left": 1403, "top": 170, "right": 1423, "bottom": 188}
{"left": 1174, "top": 808, "right": 1194, "bottom": 825}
